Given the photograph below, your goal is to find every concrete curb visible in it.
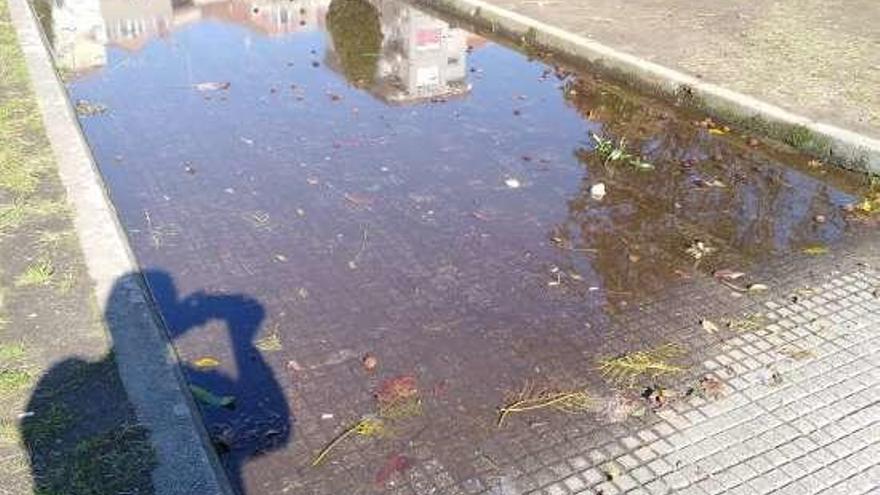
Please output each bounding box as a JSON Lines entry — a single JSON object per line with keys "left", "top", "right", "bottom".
{"left": 416, "top": 0, "right": 880, "bottom": 174}
{"left": 6, "top": 0, "right": 234, "bottom": 493}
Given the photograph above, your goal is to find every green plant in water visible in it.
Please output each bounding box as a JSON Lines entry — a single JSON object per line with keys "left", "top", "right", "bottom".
{"left": 591, "top": 133, "right": 654, "bottom": 170}
{"left": 15, "top": 258, "right": 55, "bottom": 286}
{"left": 598, "top": 343, "right": 685, "bottom": 387}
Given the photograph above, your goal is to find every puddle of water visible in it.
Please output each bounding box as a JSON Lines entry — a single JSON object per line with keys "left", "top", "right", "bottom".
{"left": 36, "top": 0, "right": 871, "bottom": 492}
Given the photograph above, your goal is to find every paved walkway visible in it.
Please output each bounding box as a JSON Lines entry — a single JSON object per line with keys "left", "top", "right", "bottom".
{"left": 469, "top": 0, "right": 880, "bottom": 142}
{"left": 545, "top": 262, "right": 880, "bottom": 495}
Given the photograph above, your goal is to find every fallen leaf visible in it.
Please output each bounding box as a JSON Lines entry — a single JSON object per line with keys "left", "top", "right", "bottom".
{"left": 708, "top": 128, "right": 726, "bottom": 135}
{"left": 713, "top": 269, "right": 745, "bottom": 280}
{"left": 193, "top": 81, "right": 231, "bottom": 91}
{"left": 747, "top": 283, "right": 769, "bottom": 293}
{"left": 375, "top": 454, "right": 412, "bottom": 486}
{"left": 802, "top": 245, "right": 829, "bottom": 255}
{"left": 190, "top": 385, "right": 235, "bottom": 408}
{"left": 700, "top": 319, "right": 720, "bottom": 334}
{"left": 193, "top": 356, "right": 221, "bottom": 369}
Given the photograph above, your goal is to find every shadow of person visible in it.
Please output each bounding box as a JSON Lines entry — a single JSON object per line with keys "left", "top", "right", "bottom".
{"left": 20, "top": 270, "right": 290, "bottom": 494}
{"left": 144, "top": 270, "right": 291, "bottom": 493}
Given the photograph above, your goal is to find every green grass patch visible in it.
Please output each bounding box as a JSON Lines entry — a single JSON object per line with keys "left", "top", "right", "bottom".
{"left": 0, "top": 341, "right": 25, "bottom": 361}
{"left": 0, "top": 367, "right": 31, "bottom": 396}
{"left": 15, "top": 258, "right": 55, "bottom": 286}
{"left": 0, "top": 199, "right": 67, "bottom": 235}
{"left": 23, "top": 402, "right": 72, "bottom": 445}
{"left": 0, "top": 417, "right": 21, "bottom": 445}
{"left": 66, "top": 424, "right": 156, "bottom": 494}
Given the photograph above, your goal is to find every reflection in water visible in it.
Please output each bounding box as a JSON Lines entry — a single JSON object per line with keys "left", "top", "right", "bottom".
{"left": 41, "top": 0, "right": 872, "bottom": 492}
{"left": 40, "top": 0, "right": 333, "bottom": 73}
{"left": 550, "top": 82, "right": 856, "bottom": 302}
{"left": 325, "top": 0, "right": 471, "bottom": 102}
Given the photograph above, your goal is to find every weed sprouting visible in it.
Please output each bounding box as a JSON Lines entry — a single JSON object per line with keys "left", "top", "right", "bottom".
{"left": 590, "top": 133, "right": 654, "bottom": 170}
{"left": 15, "top": 258, "right": 55, "bottom": 287}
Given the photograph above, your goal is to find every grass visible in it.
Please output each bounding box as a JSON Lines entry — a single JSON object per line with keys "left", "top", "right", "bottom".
{"left": 590, "top": 133, "right": 654, "bottom": 170}
{"left": 0, "top": 417, "right": 21, "bottom": 445}
{"left": 0, "top": 367, "right": 31, "bottom": 396}
{"left": 23, "top": 402, "right": 71, "bottom": 445}
{"left": 0, "top": 341, "right": 25, "bottom": 361}
{"left": 15, "top": 258, "right": 55, "bottom": 286}
{"left": 22, "top": 422, "right": 157, "bottom": 495}
{"left": 0, "top": 200, "right": 67, "bottom": 236}
{"left": 597, "top": 343, "right": 686, "bottom": 387}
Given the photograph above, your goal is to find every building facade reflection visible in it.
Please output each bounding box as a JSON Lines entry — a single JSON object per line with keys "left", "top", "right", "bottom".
{"left": 325, "top": 0, "right": 474, "bottom": 104}
{"left": 43, "top": 0, "right": 333, "bottom": 74}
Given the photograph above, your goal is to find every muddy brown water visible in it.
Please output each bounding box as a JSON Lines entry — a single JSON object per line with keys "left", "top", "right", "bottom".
{"left": 40, "top": 0, "right": 871, "bottom": 492}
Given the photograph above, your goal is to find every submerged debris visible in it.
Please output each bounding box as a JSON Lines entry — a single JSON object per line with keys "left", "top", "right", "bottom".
{"left": 362, "top": 353, "right": 378, "bottom": 372}
{"left": 597, "top": 343, "right": 685, "bottom": 387}
{"left": 802, "top": 245, "right": 829, "bottom": 255}
{"left": 74, "top": 99, "right": 107, "bottom": 116}
{"left": 685, "top": 240, "right": 716, "bottom": 262}
{"left": 193, "top": 81, "right": 231, "bottom": 91}
{"left": 255, "top": 330, "right": 282, "bottom": 352}
{"left": 192, "top": 356, "right": 221, "bottom": 369}
{"left": 375, "top": 453, "right": 412, "bottom": 487}
{"left": 375, "top": 375, "right": 421, "bottom": 420}
{"left": 725, "top": 313, "right": 768, "bottom": 333}
{"left": 497, "top": 382, "right": 592, "bottom": 427}
{"left": 190, "top": 385, "right": 235, "bottom": 409}
{"left": 311, "top": 415, "right": 386, "bottom": 466}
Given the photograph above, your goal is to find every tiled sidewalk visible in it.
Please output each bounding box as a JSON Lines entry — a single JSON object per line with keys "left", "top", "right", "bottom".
{"left": 539, "top": 263, "right": 880, "bottom": 494}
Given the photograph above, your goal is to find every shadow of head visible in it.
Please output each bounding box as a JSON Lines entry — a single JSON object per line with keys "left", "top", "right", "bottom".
{"left": 19, "top": 270, "right": 290, "bottom": 495}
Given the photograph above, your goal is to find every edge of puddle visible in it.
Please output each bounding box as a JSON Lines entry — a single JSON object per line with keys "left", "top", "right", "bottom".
{"left": 414, "top": 0, "right": 880, "bottom": 175}
{"left": 6, "top": 0, "right": 236, "bottom": 492}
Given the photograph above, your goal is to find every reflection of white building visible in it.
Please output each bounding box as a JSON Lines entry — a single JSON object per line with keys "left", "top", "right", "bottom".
{"left": 100, "top": 0, "right": 173, "bottom": 51}
{"left": 326, "top": 0, "right": 472, "bottom": 103}
{"left": 48, "top": 0, "right": 108, "bottom": 73}
{"left": 373, "top": 0, "right": 470, "bottom": 102}
{"left": 47, "top": 0, "right": 331, "bottom": 76}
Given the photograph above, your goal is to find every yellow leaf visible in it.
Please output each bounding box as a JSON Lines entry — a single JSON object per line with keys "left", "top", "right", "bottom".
{"left": 193, "top": 356, "right": 221, "bottom": 369}
{"left": 708, "top": 128, "right": 726, "bottom": 135}
{"left": 802, "top": 245, "right": 829, "bottom": 255}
